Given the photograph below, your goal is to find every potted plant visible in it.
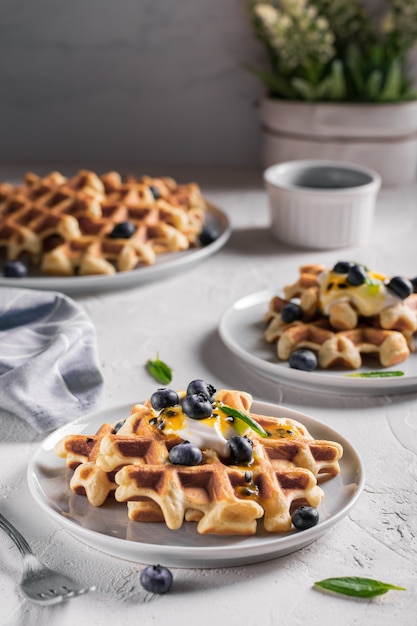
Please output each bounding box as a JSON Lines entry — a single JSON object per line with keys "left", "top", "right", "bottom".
{"left": 245, "top": 0, "right": 417, "bottom": 185}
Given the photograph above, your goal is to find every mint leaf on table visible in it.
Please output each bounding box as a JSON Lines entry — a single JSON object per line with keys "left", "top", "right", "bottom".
{"left": 314, "top": 577, "right": 406, "bottom": 598}
{"left": 344, "top": 371, "right": 404, "bottom": 378}
{"left": 146, "top": 354, "right": 172, "bottom": 385}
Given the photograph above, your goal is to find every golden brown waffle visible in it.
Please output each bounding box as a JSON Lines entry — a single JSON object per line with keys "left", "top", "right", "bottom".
{"left": 270, "top": 319, "right": 410, "bottom": 369}
{"left": 265, "top": 263, "right": 417, "bottom": 370}
{"left": 0, "top": 169, "right": 208, "bottom": 276}
{"left": 55, "top": 389, "right": 343, "bottom": 535}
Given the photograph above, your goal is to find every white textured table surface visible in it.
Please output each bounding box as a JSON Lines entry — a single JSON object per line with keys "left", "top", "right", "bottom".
{"left": 0, "top": 166, "right": 416, "bottom": 626}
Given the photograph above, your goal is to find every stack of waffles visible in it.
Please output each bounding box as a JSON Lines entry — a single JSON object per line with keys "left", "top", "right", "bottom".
{"left": 264, "top": 264, "right": 417, "bottom": 369}
{"left": 54, "top": 389, "right": 343, "bottom": 536}
{"left": 0, "top": 170, "right": 208, "bottom": 276}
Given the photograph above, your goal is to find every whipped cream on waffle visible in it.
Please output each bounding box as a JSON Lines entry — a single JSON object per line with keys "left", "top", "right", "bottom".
{"left": 159, "top": 404, "right": 249, "bottom": 457}
{"left": 317, "top": 268, "right": 399, "bottom": 317}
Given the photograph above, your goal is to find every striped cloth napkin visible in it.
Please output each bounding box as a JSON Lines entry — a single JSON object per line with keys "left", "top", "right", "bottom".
{"left": 0, "top": 287, "right": 103, "bottom": 432}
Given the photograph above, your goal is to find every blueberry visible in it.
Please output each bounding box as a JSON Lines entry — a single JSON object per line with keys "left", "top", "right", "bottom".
{"left": 150, "top": 388, "right": 179, "bottom": 411}
{"left": 227, "top": 436, "right": 253, "bottom": 464}
{"left": 140, "top": 564, "right": 173, "bottom": 594}
{"left": 169, "top": 441, "right": 203, "bottom": 466}
{"left": 149, "top": 185, "right": 161, "bottom": 200}
{"left": 113, "top": 419, "right": 126, "bottom": 434}
{"left": 3, "top": 260, "right": 28, "bottom": 278}
{"left": 332, "top": 261, "right": 353, "bottom": 274}
{"left": 199, "top": 226, "right": 219, "bottom": 246}
{"left": 291, "top": 506, "right": 319, "bottom": 530}
{"left": 182, "top": 393, "right": 213, "bottom": 419}
{"left": 108, "top": 221, "right": 135, "bottom": 239}
{"left": 288, "top": 349, "right": 318, "bottom": 372}
{"left": 281, "top": 302, "right": 303, "bottom": 324}
{"left": 386, "top": 276, "right": 413, "bottom": 300}
{"left": 186, "top": 379, "right": 216, "bottom": 401}
{"left": 347, "top": 264, "right": 367, "bottom": 286}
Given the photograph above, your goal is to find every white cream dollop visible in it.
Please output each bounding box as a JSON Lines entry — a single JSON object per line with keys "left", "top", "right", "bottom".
{"left": 160, "top": 405, "right": 248, "bottom": 458}
{"left": 317, "top": 268, "right": 399, "bottom": 317}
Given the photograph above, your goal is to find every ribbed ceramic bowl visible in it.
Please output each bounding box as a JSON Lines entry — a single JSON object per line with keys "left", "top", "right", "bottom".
{"left": 263, "top": 160, "right": 381, "bottom": 249}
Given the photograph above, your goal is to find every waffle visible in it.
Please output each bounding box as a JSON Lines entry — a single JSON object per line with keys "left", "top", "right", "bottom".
{"left": 265, "top": 263, "right": 417, "bottom": 370}
{"left": 282, "top": 263, "right": 417, "bottom": 333}
{"left": 54, "top": 389, "right": 343, "bottom": 535}
{"left": 0, "top": 169, "right": 209, "bottom": 276}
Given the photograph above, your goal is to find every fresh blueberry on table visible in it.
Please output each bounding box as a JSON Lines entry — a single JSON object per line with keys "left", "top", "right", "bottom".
{"left": 288, "top": 349, "right": 318, "bottom": 372}
{"left": 182, "top": 393, "right": 213, "bottom": 419}
{"left": 386, "top": 276, "right": 413, "bottom": 299}
{"left": 140, "top": 564, "right": 173, "bottom": 594}
{"left": 150, "top": 388, "right": 179, "bottom": 411}
{"left": 169, "top": 441, "right": 203, "bottom": 466}
{"left": 227, "top": 435, "right": 253, "bottom": 464}
{"left": 292, "top": 506, "right": 319, "bottom": 530}
{"left": 3, "top": 260, "right": 28, "bottom": 278}
{"left": 108, "top": 220, "right": 135, "bottom": 239}
{"left": 186, "top": 379, "right": 216, "bottom": 401}
{"left": 281, "top": 302, "right": 303, "bottom": 324}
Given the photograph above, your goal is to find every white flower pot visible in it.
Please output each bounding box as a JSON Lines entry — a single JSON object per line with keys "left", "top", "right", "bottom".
{"left": 260, "top": 98, "right": 417, "bottom": 186}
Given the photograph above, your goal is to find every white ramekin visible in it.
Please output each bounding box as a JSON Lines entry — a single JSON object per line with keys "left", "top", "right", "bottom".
{"left": 263, "top": 160, "right": 381, "bottom": 249}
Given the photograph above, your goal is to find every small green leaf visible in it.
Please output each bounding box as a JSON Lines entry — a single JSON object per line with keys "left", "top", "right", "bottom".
{"left": 344, "top": 371, "right": 404, "bottom": 378}
{"left": 146, "top": 354, "right": 172, "bottom": 384}
{"left": 216, "top": 402, "right": 268, "bottom": 438}
{"left": 314, "top": 577, "right": 405, "bottom": 598}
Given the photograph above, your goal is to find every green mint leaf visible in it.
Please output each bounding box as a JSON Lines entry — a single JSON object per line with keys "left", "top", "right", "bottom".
{"left": 314, "top": 577, "right": 406, "bottom": 598}
{"left": 216, "top": 402, "right": 268, "bottom": 438}
{"left": 344, "top": 371, "right": 404, "bottom": 378}
{"left": 146, "top": 355, "right": 172, "bottom": 384}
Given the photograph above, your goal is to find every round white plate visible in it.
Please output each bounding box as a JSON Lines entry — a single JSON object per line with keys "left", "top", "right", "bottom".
{"left": 219, "top": 290, "right": 417, "bottom": 396}
{"left": 0, "top": 203, "right": 230, "bottom": 294}
{"left": 27, "top": 401, "right": 364, "bottom": 568}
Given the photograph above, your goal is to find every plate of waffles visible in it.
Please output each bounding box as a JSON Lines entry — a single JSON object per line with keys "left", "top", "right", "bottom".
{"left": 0, "top": 170, "right": 231, "bottom": 294}
{"left": 219, "top": 289, "right": 417, "bottom": 396}
{"left": 27, "top": 397, "right": 364, "bottom": 568}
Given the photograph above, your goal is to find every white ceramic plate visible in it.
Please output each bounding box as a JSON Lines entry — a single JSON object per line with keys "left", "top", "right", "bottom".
{"left": 0, "top": 203, "right": 230, "bottom": 294}
{"left": 219, "top": 290, "right": 417, "bottom": 396}
{"left": 27, "top": 401, "right": 364, "bottom": 568}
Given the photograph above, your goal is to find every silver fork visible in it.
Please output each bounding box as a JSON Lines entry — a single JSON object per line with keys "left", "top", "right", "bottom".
{"left": 0, "top": 512, "right": 95, "bottom": 605}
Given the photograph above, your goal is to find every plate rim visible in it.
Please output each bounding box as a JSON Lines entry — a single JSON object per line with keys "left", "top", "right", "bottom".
{"left": 0, "top": 202, "right": 230, "bottom": 294}
{"left": 27, "top": 400, "right": 365, "bottom": 567}
{"left": 218, "top": 288, "right": 417, "bottom": 395}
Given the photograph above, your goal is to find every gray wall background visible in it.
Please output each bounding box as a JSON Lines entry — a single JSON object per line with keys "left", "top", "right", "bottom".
{"left": 0, "top": 0, "right": 415, "bottom": 168}
{"left": 0, "top": 0, "right": 264, "bottom": 167}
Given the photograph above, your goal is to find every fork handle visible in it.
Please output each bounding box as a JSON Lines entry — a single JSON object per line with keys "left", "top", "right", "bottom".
{"left": 0, "top": 513, "right": 33, "bottom": 558}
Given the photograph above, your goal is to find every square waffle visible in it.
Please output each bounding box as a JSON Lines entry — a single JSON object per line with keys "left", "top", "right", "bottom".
{"left": 0, "top": 169, "right": 208, "bottom": 276}
{"left": 54, "top": 389, "right": 343, "bottom": 536}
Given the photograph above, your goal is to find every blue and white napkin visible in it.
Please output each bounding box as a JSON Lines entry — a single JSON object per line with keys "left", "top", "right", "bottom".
{"left": 0, "top": 287, "right": 103, "bottom": 432}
